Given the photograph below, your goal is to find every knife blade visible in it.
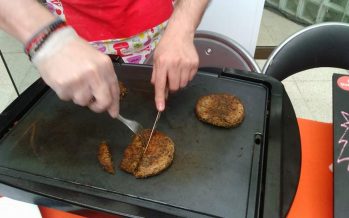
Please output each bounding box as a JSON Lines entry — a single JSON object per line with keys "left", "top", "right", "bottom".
{"left": 136, "top": 87, "right": 167, "bottom": 170}
{"left": 143, "top": 111, "right": 161, "bottom": 154}
{"left": 134, "top": 111, "right": 161, "bottom": 171}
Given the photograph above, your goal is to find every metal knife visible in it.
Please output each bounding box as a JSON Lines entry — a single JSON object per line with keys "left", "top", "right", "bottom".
{"left": 134, "top": 111, "right": 161, "bottom": 171}
{"left": 143, "top": 111, "right": 161, "bottom": 155}
{"left": 137, "top": 87, "right": 167, "bottom": 168}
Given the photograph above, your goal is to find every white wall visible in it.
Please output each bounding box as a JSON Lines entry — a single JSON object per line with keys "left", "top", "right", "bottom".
{"left": 198, "top": 1, "right": 265, "bottom": 56}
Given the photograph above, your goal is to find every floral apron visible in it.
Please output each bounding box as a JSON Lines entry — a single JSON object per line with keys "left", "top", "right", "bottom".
{"left": 45, "top": 0, "right": 167, "bottom": 64}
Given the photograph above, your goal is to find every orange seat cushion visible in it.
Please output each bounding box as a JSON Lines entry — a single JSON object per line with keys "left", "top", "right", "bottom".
{"left": 287, "top": 118, "right": 333, "bottom": 218}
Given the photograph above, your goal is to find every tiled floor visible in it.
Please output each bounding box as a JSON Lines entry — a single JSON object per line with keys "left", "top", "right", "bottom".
{"left": 0, "top": 30, "right": 40, "bottom": 112}
{"left": 257, "top": 9, "right": 304, "bottom": 46}
{"left": 0, "top": 58, "right": 17, "bottom": 112}
{"left": 0, "top": 8, "right": 348, "bottom": 124}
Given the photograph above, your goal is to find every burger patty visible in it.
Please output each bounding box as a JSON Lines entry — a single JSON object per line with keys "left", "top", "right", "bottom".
{"left": 118, "top": 81, "right": 127, "bottom": 99}
{"left": 120, "top": 129, "right": 175, "bottom": 178}
{"left": 98, "top": 141, "right": 115, "bottom": 174}
{"left": 195, "top": 93, "right": 245, "bottom": 128}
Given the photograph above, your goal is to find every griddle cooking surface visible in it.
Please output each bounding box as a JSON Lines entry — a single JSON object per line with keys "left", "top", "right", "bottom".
{"left": 0, "top": 67, "right": 267, "bottom": 217}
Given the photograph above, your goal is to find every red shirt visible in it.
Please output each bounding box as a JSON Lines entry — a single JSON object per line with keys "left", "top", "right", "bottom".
{"left": 60, "top": 0, "right": 173, "bottom": 41}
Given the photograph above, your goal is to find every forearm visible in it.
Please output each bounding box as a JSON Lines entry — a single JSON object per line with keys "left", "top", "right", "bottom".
{"left": 166, "top": 0, "right": 210, "bottom": 38}
{"left": 0, "top": 0, "right": 55, "bottom": 43}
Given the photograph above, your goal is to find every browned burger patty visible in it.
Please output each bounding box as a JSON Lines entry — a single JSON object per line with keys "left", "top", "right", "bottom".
{"left": 98, "top": 141, "right": 115, "bottom": 174}
{"left": 195, "top": 93, "right": 245, "bottom": 128}
{"left": 120, "top": 129, "right": 175, "bottom": 178}
{"left": 118, "top": 81, "right": 127, "bottom": 99}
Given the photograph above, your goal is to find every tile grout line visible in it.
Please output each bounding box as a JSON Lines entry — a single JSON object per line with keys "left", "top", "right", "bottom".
{"left": 293, "top": 80, "right": 318, "bottom": 121}
{"left": 0, "top": 51, "right": 19, "bottom": 96}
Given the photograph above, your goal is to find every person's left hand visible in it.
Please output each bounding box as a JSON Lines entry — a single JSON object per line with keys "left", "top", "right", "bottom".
{"left": 151, "top": 30, "right": 199, "bottom": 111}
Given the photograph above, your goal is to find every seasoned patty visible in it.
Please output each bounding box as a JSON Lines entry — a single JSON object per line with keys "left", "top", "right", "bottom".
{"left": 120, "top": 129, "right": 175, "bottom": 178}
{"left": 118, "top": 81, "right": 127, "bottom": 99}
{"left": 98, "top": 141, "right": 115, "bottom": 174}
{"left": 195, "top": 93, "right": 245, "bottom": 128}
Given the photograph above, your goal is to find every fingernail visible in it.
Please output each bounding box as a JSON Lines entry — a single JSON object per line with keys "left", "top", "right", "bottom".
{"left": 158, "top": 102, "right": 165, "bottom": 111}
{"left": 110, "top": 109, "right": 118, "bottom": 118}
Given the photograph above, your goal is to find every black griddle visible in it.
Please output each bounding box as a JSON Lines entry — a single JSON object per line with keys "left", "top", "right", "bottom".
{"left": 0, "top": 64, "right": 301, "bottom": 218}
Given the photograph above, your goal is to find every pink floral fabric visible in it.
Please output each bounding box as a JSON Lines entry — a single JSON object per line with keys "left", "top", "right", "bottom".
{"left": 45, "top": 0, "right": 65, "bottom": 20}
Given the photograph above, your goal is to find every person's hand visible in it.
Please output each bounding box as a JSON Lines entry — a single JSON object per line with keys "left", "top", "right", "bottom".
{"left": 151, "top": 31, "right": 199, "bottom": 111}
{"left": 35, "top": 37, "right": 120, "bottom": 118}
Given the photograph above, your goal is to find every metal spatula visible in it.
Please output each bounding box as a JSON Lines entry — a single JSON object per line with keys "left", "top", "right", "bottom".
{"left": 117, "top": 114, "right": 143, "bottom": 134}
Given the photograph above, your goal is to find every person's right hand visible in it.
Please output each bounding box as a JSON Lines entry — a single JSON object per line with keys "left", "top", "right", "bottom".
{"left": 35, "top": 37, "right": 120, "bottom": 118}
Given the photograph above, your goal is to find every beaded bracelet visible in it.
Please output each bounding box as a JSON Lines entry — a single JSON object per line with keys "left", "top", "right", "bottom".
{"left": 24, "top": 17, "right": 67, "bottom": 61}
